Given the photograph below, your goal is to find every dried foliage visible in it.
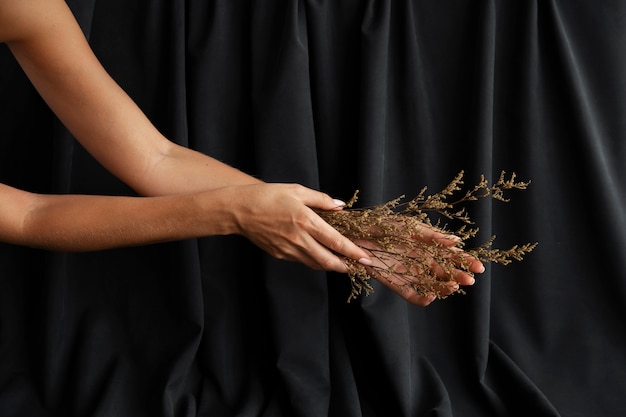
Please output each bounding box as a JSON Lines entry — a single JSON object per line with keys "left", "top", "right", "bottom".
{"left": 318, "top": 171, "right": 538, "bottom": 302}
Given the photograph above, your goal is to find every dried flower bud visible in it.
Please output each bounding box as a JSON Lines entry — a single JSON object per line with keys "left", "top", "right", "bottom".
{"left": 318, "top": 171, "right": 538, "bottom": 302}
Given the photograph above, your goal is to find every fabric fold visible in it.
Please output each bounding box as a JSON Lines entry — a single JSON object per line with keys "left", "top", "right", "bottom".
{"left": 1, "top": 0, "right": 625, "bottom": 416}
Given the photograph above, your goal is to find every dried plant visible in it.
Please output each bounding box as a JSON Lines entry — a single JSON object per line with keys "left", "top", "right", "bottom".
{"left": 318, "top": 171, "right": 538, "bottom": 302}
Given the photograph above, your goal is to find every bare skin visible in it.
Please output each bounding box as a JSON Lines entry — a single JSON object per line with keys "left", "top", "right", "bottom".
{"left": 0, "top": 0, "right": 483, "bottom": 305}
{"left": 358, "top": 228, "right": 483, "bottom": 306}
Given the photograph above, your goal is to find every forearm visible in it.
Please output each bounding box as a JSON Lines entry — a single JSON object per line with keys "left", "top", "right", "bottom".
{"left": 5, "top": 0, "right": 260, "bottom": 196}
{"left": 0, "top": 181, "right": 371, "bottom": 272}
{"left": 139, "top": 144, "right": 262, "bottom": 196}
{"left": 9, "top": 42, "right": 259, "bottom": 196}
{"left": 0, "top": 0, "right": 376, "bottom": 273}
{"left": 18, "top": 191, "right": 232, "bottom": 251}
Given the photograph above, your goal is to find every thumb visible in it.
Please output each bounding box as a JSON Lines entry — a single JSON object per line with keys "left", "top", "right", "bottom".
{"left": 292, "top": 185, "right": 346, "bottom": 211}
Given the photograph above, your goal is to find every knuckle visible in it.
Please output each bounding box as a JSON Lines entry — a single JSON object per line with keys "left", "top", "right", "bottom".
{"left": 286, "top": 183, "right": 306, "bottom": 195}
{"left": 319, "top": 255, "right": 340, "bottom": 271}
{"left": 272, "top": 251, "right": 288, "bottom": 261}
{"left": 327, "top": 236, "right": 345, "bottom": 253}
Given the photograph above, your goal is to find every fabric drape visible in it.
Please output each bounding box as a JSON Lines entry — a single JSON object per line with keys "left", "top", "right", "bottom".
{"left": 1, "top": 1, "right": 625, "bottom": 416}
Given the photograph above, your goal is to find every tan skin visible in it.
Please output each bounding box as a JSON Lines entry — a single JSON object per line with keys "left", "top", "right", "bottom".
{"left": 0, "top": 0, "right": 483, "bottom": 306}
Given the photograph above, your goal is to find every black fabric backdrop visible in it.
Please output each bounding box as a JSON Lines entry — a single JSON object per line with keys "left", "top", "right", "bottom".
{"left": 1, "top": 1, "right": 625, "bottom": 416}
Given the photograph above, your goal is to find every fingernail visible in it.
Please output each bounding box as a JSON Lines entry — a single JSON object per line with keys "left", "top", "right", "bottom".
{"left": 332, "top": 199, "right": 346, "bottom": 207}
{"left": 358, "top": 257, "right": 373, "bottom": 266}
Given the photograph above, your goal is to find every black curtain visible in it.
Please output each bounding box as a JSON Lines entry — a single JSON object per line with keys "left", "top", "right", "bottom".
{"left": 1, "top": 1, "right": 625, "bottom": 416}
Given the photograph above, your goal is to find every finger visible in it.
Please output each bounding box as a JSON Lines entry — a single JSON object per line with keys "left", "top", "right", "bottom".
{"left": 404, "top": 292, "right": 437, "bottom": 307}
{"left": 374, "top": 274, "right": 442, "bottom": 306}
{"left": 448, "top": 253, "right": 485, "bottom": 277}
{"left": 446, "top": 245, "right": 485, "bottom": 273}
{"left": 248, "top": 229, "right": 351, "bottom": 273}
{"left": 426, "top": 244, "right": 484, "bottom": 280}
{"left": 407, "top": 221, "right": 460, "bottom": 247}
{"left": 290, "top": 185, "right": 346, "bottom": 211}
{"left": 308, "top": 213, "right": 372, "bottom": 266}
{"left": 467, "top": 257, "right": 485, "bottom": 273}
{"left": 406, "top": 279, "right": 462, "bottom": 302}
{"left": 285, "top": 186, "right": 373, "bottom": 266}
{"left": 366, "top": 267, "right": 435, "bottom": 306}
{"left": 451, "top": 270, "right": 476, "bottom": 286}
{"left": 299, "top": 237, "right": 351, "bottom": 273}
{"left": 423, "top": 255, "right": 472, "bottom": 285}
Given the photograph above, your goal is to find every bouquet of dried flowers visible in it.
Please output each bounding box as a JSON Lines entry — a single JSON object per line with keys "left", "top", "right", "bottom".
{"left": 318, "top": 171, "right": 537, "bottom": 302}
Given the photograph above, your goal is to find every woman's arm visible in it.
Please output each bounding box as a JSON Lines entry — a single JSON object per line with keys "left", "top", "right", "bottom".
{"left": 0, "top": 183, "right": 223, "bottom": 251}
{"left": 0, "top": 181, "right": 370, "bottom": 274}
{"left": 0, "top": 0, "right": 481, "bottom": 302}
{"left": 4, "top": 0, "right": 254, "bottom": 196}
{"left": 0, "top": 0, "right": 374, "bottom": 271}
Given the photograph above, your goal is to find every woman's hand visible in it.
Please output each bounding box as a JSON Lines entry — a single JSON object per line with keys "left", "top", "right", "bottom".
{"left": 355, "top": 224, "right": 485, "bottom": 306}
{"left": 216, "top": 183, "right": 372, "bottom": 273}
